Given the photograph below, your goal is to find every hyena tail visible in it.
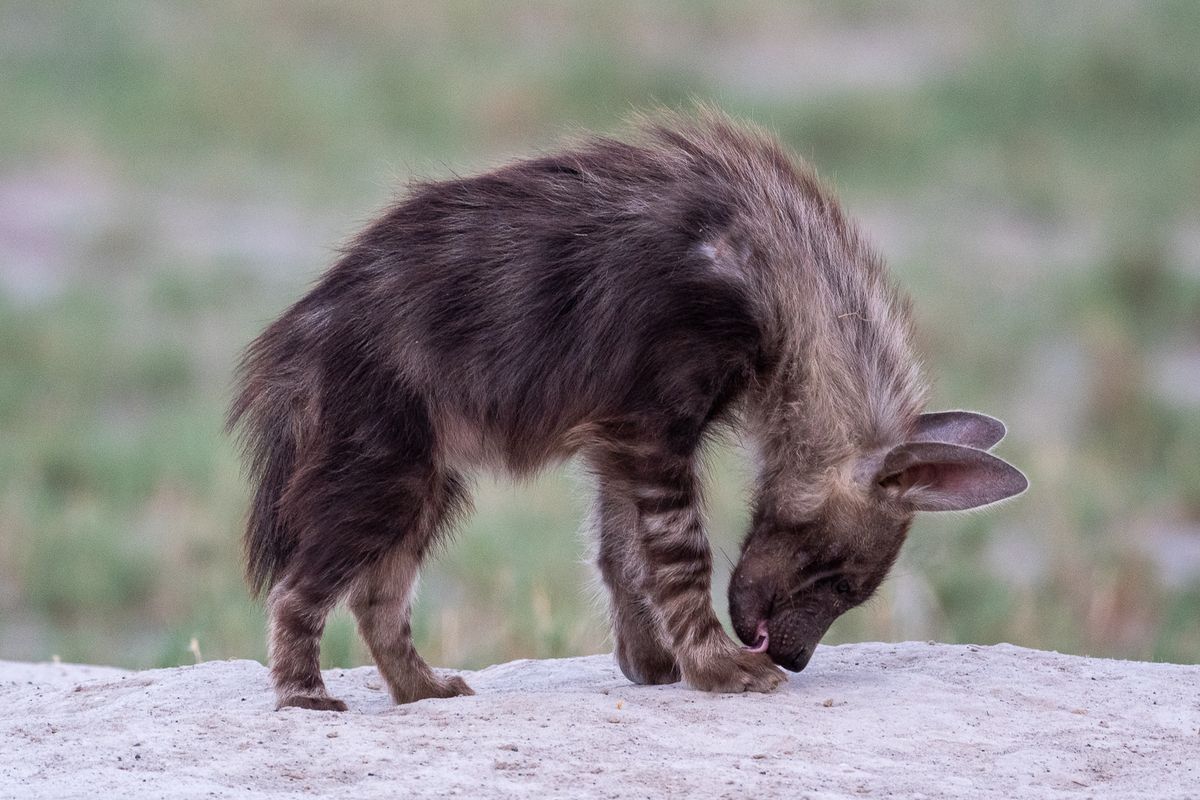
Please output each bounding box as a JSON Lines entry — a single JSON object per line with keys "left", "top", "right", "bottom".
{"left": 226, "top": 323, "right": 308, "bottom": 598}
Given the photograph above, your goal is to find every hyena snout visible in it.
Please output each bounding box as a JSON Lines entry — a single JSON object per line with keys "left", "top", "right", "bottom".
{"left": 761, "top": 605, "right": 835, "bottom": 673}
{"left": 729, "top": 565, "right": 833, "bottom": 673}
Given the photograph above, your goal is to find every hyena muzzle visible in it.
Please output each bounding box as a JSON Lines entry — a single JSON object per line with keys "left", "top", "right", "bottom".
{"left": 229, "top": 109, "right": 1026, "bottom": 711}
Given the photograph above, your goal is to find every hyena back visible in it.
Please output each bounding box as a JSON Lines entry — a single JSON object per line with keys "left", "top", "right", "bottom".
{"left": 229, "top": 109, "right": 1026, "bottom": 711}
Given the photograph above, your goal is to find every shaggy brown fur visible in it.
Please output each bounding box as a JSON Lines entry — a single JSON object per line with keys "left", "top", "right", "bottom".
{"left": 229, "top": 108, "right": 1026, "bottom": 710}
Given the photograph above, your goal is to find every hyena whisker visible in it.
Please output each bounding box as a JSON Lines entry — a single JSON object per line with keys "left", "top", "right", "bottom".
{"left": 715, "top": 545, "right": 737, "bottom": 573}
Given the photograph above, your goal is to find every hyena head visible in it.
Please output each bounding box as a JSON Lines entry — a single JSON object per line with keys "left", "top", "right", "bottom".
{"left": 729, "top": 411, "right": 1027, "bottom": 672}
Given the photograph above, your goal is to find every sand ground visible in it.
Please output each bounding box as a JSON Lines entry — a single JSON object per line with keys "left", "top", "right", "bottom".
{"left": 2, "top": 642, "right": 1198, "bottom": 799}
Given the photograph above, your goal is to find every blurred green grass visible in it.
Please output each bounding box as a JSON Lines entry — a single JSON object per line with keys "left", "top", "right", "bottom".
{"left": 1, "top": 1, "right": 1198, "bottom": 670}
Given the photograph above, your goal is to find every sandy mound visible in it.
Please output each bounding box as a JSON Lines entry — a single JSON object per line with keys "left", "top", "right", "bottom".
{"left": 1, "top": 643, "right": 1197, "bottom": 799}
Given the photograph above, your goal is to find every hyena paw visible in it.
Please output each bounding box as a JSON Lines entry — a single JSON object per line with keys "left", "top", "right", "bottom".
{"left": 276, "top": 694, "right": 349, "bottom": 712}
{"left": 396, "top": 673, "right": 475, "bottom": 704}
{"left": 615, "top": 632, "right": 681, "bottom": 685}
{"left": 684, "top": 643, "right": 787, "bottom": 694}
{"left": 430, "top": 674, "right": 475, "bottom": 699}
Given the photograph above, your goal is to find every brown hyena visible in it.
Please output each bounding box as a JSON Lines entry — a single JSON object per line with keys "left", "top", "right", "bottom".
{"left": 228, "top": 109, "right": 1026, "bottom": 711}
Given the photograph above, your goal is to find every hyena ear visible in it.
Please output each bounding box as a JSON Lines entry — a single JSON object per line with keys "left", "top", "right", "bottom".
{"left": 877, "top": 441, "right": 1028, "bottom": 512}
{"left": 913, "top": 411, "right": 1006, "bottom": 451}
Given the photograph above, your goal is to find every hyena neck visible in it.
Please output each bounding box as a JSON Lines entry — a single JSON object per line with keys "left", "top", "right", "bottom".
{"left": 743, "top": 246, "right": 928, "bottom": 522}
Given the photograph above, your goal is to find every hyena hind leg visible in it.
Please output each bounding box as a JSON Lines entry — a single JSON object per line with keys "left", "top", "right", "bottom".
{"left": 348, "top": 535, "right": 474, "bottom": 704}
{"left": 593, "top": 482, "right": 680, "bottom": 685}
{"left": 268, "top": 576, "right": 347, "bottom": 712}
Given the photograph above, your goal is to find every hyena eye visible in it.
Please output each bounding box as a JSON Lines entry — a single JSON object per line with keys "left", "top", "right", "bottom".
{"left": 835, "top": 578, "right": 852, "bottom": 595}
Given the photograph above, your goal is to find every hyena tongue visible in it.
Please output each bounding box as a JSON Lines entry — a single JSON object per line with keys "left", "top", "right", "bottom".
{"left": 744, "top": 620, "right": 770, "bottom": 653}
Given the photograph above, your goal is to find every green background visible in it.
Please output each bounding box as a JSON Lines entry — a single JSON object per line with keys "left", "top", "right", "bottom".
{"left": 1, "top": 1, "right": 1198, "bottom": 670}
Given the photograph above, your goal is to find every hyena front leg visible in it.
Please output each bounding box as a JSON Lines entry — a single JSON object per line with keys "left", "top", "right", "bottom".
{"left": 600, "top": 445, "right": 785, "bottom": 694}
{"left": 348, "top": 475, "right": 474, "bottom": 704}
{"left": 592, "top": 484, "right": 680, "bottom": 685}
